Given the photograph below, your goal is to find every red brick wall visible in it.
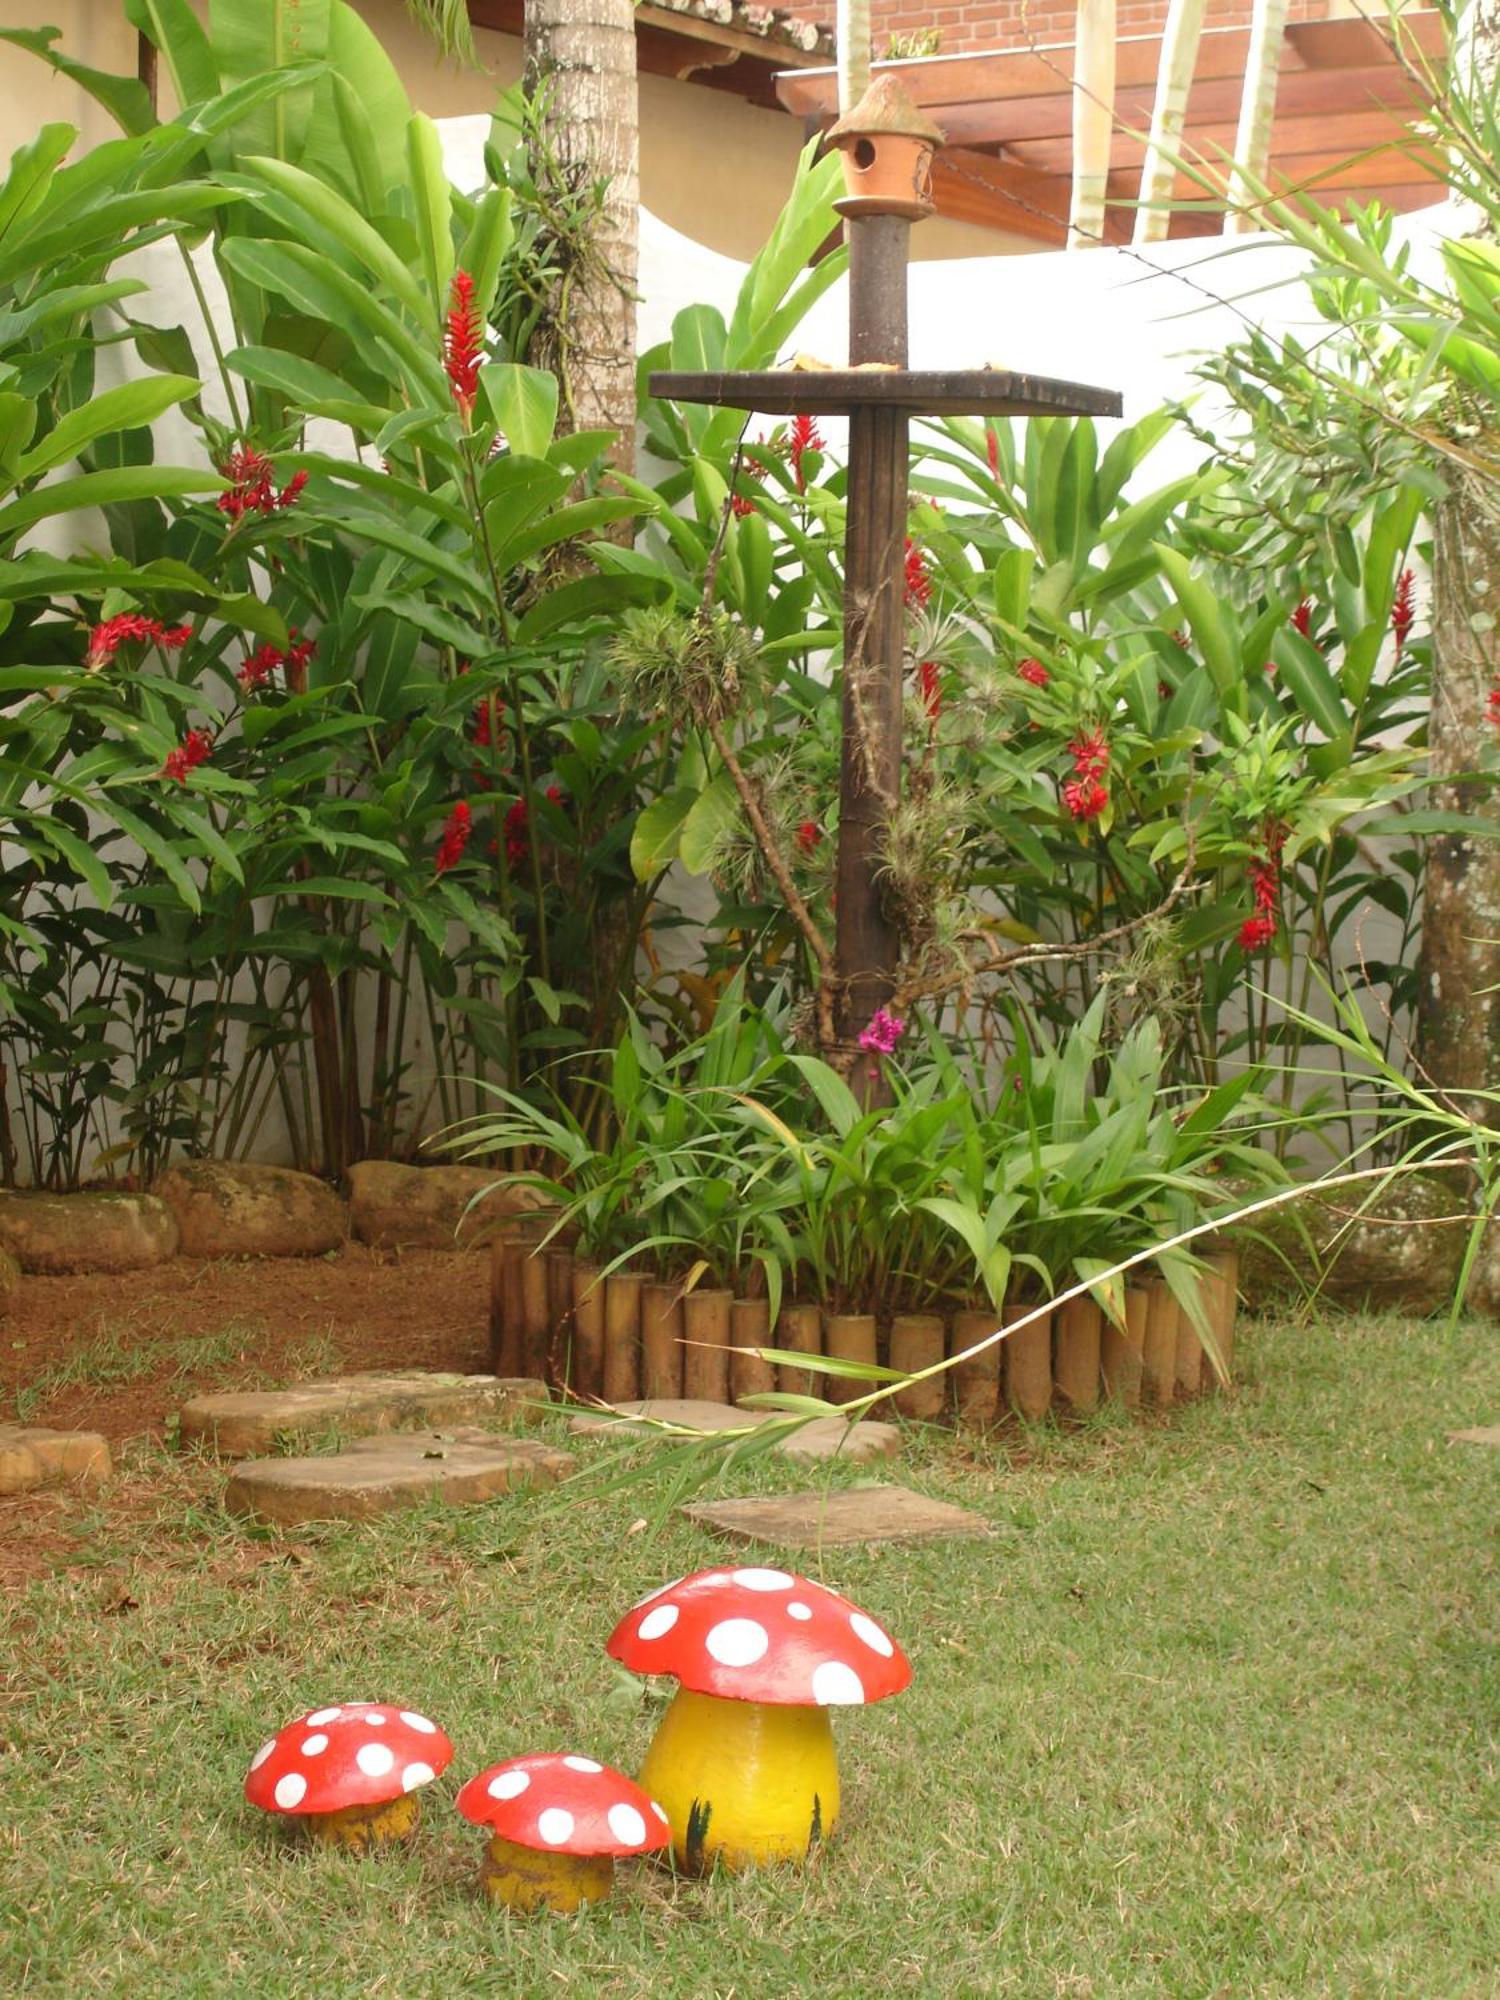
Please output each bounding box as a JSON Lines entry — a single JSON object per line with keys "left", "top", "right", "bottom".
{"left": 797, "top": 0, "right": 1330, "bottom": 60}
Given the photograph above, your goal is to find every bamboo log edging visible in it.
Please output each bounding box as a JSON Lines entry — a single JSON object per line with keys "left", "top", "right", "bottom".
{"left": 682, "top": 1289, "right": 733, "bottom": 1404}
{"left": 527, "top": 1242, "right": 1237, "bottom": 1428}
{"left": 951, "top": 1307, "right": 1001, "bottom": 1427}
{"left": 889, "top": 1313, "right": 945, "bottom": 1420}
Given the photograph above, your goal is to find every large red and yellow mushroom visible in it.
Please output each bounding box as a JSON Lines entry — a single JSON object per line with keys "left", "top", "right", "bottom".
{"left": 244, "top": 1702, "right": 452, "bottom": 1852}
{"left": 455, "top": 1753, "right": 671, "bottom": 1911}
{"left": 606, "top": 1566, "right": 910, "bottom": 1872}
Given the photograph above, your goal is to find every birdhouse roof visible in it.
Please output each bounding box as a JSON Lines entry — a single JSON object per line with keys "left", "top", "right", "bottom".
{"left": 826, "top": 75, "right": 945, "bottom": 148}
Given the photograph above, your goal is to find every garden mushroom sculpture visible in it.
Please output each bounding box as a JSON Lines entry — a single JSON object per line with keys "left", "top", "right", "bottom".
{"left": 606, "top": 1566, "right": 911, "bottom": 1872}
{"left": 455, "top": 1753, "right": 671, "bottom": 1911}
{"left": 245, "top": 1701, "right": 452, "bottom": 1851}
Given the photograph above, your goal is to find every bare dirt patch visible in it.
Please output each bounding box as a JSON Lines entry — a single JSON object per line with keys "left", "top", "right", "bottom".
{"left": 0, "top": 1244, "right": 491, "bottom": 1445}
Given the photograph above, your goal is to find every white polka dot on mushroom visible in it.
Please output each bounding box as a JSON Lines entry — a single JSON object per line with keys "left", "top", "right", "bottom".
{"left": 563, "top": 1756, "right": 602, "bottom": 1773}
{"left": 786, "top": 1602, "right": 813, "bottom": 1621}
{"left": 306, "top": 1708, "right": 341, "bottom": 1726}
{"left": 850, "top": 1611, "right": 895, "bottom": 1658}
{"left": 250, "top": 1739, "right": 276, "bottom": 1771}
{"left": 274, "top": 1772, "right": 307, "bottom": 1810}
{"left": 299, "top": 1734, "right": 329, "bottom": 1757}
{"left": 488, "top": 1770, "right": 530, "bottom": 1801}
{"left": 650, "top": 1801, "right": 669, "bottom": 1824}
{"left": 401, "top": 1762, "right": 435, "bottom": 1792}
{"left": 637, "top": 1603, "right": 678, "bottom": 1641}
{"left": 730, "top": 1566, "right": 794, "bottom": 1591}
{"left": 362, "top": 1712, "right": 387, "bottom": 1725}
{"left": 706, "top": 1617, "right": 770, "bottom": 1667}
{"left": 356, "top": 1742, "right": 396, "bottom": 1777}
{"left": 538, "top": 1807, "right": 575, "bottom": 1846}
{"left": 398, "top": 1711, "right": 436, "bottom": 1733}
{"left": 812, "top": 1660, "right": 866, "bottom": 1706}
{"left": 608, "top": 1802, "right": 646, "bottom": 1846}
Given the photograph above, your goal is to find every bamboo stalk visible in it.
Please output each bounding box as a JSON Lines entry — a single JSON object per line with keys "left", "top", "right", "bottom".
{"left": 1069, "top": 0, "right": 1118, "bottom": 249}
{"left": 641, "top": 1281, "right": 684, "bottom": 1400}
{"left": 489, "top": 1230, "right": 523, "bottom": 1377}
{"left": 1102, "top": 1285, "right": 1146, "bottom": 1408}
{"left": 571, "top": 1262, "right": 606, "bottom": 1399}
{"left": 1004, "top": 1295, "right": 1052, "bottom": 1422}
{"left": 1054, "top": 1296, "right": 1103, "bottom": 1414}
{"left": 823, "top": 1312, "right": 878, "bottom": 1408}
{"left": 1174, "top": 1282, "right": 1205, "bottom": 1399}
{"left": 777, "top": 1303, "right": 823, "bottom": 1398}
{"left": 520, "top": 1239, "right": 551, "bottom": 1381}
{"left": 730, "top": 1297, "right": 776, "bottom": 1405}
{"left": 1134, "top": 0, "right": 1207, "bottom": 245}
{"left": 1225, "top": 0, "right": 1292, "bottom": 235}
{"left": 682, "top": 1289, "right": 733, "bottom": 1404}
{"left": 951, "top": 1307, "right": 1001, "bottom": 1427}
{"left": 602, "top": 1271, "right": 643, "bottom": 1404}
{"left": 1203, "top": 1245, "right": 1240, "bottom": 1385}
{"left": 1141, "top": 1275, "right": 1178, "bottom": 1406}
{"left": 889, "top": 1313, "right": 946, "bottom": 1420}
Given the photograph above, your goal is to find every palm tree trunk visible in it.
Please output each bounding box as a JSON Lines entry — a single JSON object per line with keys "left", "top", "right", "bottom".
{"left": 1224, "top": 0, "right": 1290, "bottom": 234}
{"left": 523, "top": 0, "right": 639, "bottom": 470}
{"left": 1133, "top": 0, "right": 1206, "bottom": 246}
{"left": 1069, "top": 0, "right": 1117, "bottom": 249}
{"left": 837, "top": 0, "right": 872, "bottom": 113}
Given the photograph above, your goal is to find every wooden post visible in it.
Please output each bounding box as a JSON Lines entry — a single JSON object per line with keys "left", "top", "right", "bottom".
{"left": 1102, "top": 1286, "right": 1147, "bottom": 1408}
{"left": 1141, "top": 1276, "right": 1178, "bottom": 1407}
{"left": 951, "top": 1307, "right": 1001, "bottom": 1426}
{"left": 889, "top": 1312, "right": 945, "bottom": 1419}
{"left": 1203, "top": 1245, "right": 1240, "bottom": 1383}
{"left": 603, "top": 1272, "right": 643, "bottom": 1404}
{"left": 777, "top": 1303, "right": 823, "bottom": 1397}
{"left": 1054, "top": 1296, "right": 1102, "bottom": 1414}
{"left": 833, "top": 217, "right": 911, "bottom": 1045}
{"left": 823, "top": 1312, "right": 878, "bottom": 1406}
{"left": 571, "top": 1262, "right": 606, "bottom": 1400}
{"left": 730, "top": 1297, "right": 776, "bottom": 1404}
{"left": 520, "top": 1245, "right": 551, "bottom": 1381}
{"left": 1004, "top": 1297, "right": 1052, "bottom": 1422}
{"left": 1174, "top": 1287, "right": 1205, "bottom": 1400}
{"left": 489, "top": 1232, "right": 522, "bottom": 1377}
{"left": 682, "top": 1289, "right": 733, "bottom": 1403}
{"left": 545, "top": 1248, "right": 575, "bottom": 1391}
{"left": 641, "top": 1281, "right": 684, "bottom": 1400}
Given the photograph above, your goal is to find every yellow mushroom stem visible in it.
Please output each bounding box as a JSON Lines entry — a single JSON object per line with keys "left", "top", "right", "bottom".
{"left": 305, "top": 1791, "right": 420, "bottom": 1852}
{"left": 638, "top": 1686, "right": 840, "bottom": 1873}
{"left": 479, "top": 1833, "right": 614, "bottom": 1913}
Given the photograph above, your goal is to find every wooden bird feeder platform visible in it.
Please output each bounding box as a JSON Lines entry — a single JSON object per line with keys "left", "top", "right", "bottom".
{"left": 648, "top": 368, "right": 1122, "bottom": 420}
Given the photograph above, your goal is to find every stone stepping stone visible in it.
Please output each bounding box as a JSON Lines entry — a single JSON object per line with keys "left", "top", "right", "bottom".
{"left": 224, "top": 1427, "right": 575, "bottom": 1527}
{"left": 569, "top": 1397, "right": 901, "bottom": 1464}
{"left": 0, "top": 1423, "right": 112, "bottom": 1496}
{"left": 179, "top": 1371, "right": 546, "bottom": 1457}
{"left": 681, "top": 1481, "right": 992, "bottom": 1550}
{"left": 1449, "top": 1424, "right": 1500, "bottom": 1448}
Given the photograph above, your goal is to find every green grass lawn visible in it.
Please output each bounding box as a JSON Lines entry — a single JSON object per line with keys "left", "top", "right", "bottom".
{"left": 4, "top": 1311, "right": 1497, "bottom": 1998}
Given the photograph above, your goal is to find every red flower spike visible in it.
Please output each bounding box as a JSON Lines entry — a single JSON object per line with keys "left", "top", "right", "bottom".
{"left": 1290, "top": 599, "right": 1313, "bottom": 638}
{"left": 1487, "top": 684, "right": 1500, "bottom": 735}
{"left": 85, "top": 613, "right": 190, "bottom": 669}
{"left": 276, "top": 469, "right": 308, "bottom": 510}
{"left": 161, "top": 728, "right": 213, "bottom": 784}
{"left": 1392, "top": 568, "right": 1415, "bottom": 652}
{"left": 444, "top": 269, "right": 484, "bottom": 421}
{"left": 1238, "top": 912, "right": 1276, "bottom": 951}
{"left": 435, "top": 801, "right": 473, "bottom": 874}
{"left": 729, "top": 492, "right": 757, "bottom": 518}
{"left": 1062, "top": 774, "right": 1109, "bottom": 822}
{"left": 903, "top": 538, "right": 932, "bottom": 610}
{"left": 1016, "top": 657, "right": 1048, "bottom": 688}
{"left": 1068, "top": 729, "right": 1110, "bottom": 780}
{"left": 917, "top": 660, "right": 942, "bottom": 718}
{"left": 985, "top": 425, "right": 1000, "bottom": 478}
{"left": 795, "top": 819, "right": 823, "bottom": 857}
{"left": 217, "top": 446, "right": 306, "bottom": 520}
{"left": 504, "top": 797, "right": 529, "bottom": 867}
{"left": 787, "top": 413, "right": 824, "bottom": 494}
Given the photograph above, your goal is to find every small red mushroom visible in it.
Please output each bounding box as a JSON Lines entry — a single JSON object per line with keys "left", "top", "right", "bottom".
{"left": 455, "top": 1753, "right": 671, "bottom": 1911}
{"left": 606, "top": 1567, "right": 910, "bottom": 1871}
{"left": 244, "top": 1702, "right": 452, "bottom": 1852}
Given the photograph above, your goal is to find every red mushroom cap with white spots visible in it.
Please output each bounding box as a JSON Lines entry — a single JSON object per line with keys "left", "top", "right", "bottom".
{"left": 606, "top": 1567, "right": 910, "bottom": 1708}
{"left": 455, "top": 1754, "right": 672, "bottom": 1857}
{"left": 244, "top": 1703, "right": 453, "bottom": 1816}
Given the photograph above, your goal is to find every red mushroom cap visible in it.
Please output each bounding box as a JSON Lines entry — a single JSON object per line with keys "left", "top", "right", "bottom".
{"left": 455, "top": 1754, "right": 672, "bottom": 1857}
{"left": 244, "top": 1702, "right": 453, "bottom": 1816}
{"left": 606, "top": 1567, "right": 910, "bottom": 1707}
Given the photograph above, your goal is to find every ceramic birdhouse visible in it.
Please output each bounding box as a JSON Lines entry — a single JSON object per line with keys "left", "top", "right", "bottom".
{"left": 826, "top": 75, "right": 945, "bottom": 222}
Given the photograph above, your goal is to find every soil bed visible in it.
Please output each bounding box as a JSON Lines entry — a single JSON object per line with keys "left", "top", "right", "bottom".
{"left": 0, "top": 1244, "right": 489, "bottom": 1445}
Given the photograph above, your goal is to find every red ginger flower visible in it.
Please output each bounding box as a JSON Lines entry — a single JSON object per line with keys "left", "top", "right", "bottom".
{"left": 435, "top": 801, "right": 472, "bottom": 874}
{"left": 85, "top": 613, "right": 191, "bottom": 669}
{"left": 985, "top": 425, "right": 1000, "bottom": 478}
{"left": 795, "top": 818, "right": 823, "bottom": 856}
{"left": 1290, "top": 598, "right": 1315, "bottom": 640}
{"left": 903, "top": 538, "right": 932, "bottom": 609}
{"left": 787, "top": 413, "right": 823, "bottom": 493}
{"left": 216, "top": 448, "right": 306, "bottom": 522}
{"left": 1488, "top": 684, "right": 1500, "bottom": 734}
{"left": 917, "top": 660, "right": 941, "bottom": 718}
{"left": 1392, "top": 568, "right": 1415, "bottom": 651}
{"left": 1069, "top": 729, "right": 1110, "bottom": 779}
{"left": 238, "top": 631, "right": 316, "bottom": 694}
{"left": 472, "top": 697, "right": 504, "bottom": 750}
{"left": 161, "top": 728, "right": 213, "bottom": 783}
{"left": 729, "top": 491, "right": 757, "bottom": 518}
{"left": 1238, "top": 911, "right": 1277, "bottom": 951}
{"left": 1062, "top": 774, "right": 1109, "bottom": 822}
{"left": 1016, "top": 657, "right": 1048, "bottom": 688}
{"left": 444, "top": 269, "right": 483, "bottom": 420}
